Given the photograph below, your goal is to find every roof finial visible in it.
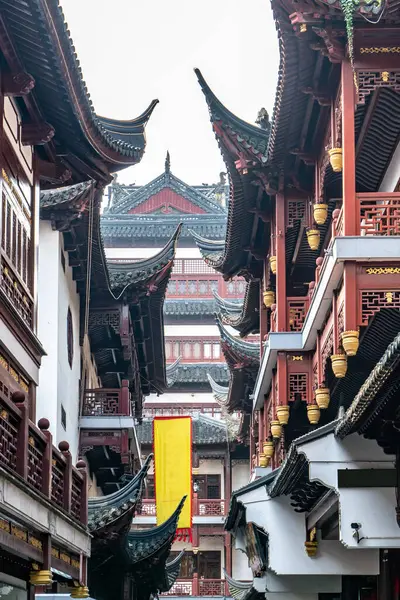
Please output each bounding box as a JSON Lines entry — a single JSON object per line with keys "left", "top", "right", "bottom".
{"left": 165, "top": 151, "right": 171, "bottom": 174}
{"left": 255, "top": 107, "right": 269, "bottom": 130}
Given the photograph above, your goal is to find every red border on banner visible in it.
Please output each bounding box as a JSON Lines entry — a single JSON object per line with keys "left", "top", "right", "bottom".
{"left": 152, "top": 416, "right": 192, "bottom": 539}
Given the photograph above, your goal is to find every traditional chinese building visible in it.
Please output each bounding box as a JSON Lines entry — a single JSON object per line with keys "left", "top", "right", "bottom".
{"left": 193, "top": 4, "right": 400, "bottom": 597}
{"left": 102, "top": 160, "right": 253, "bottom": 596}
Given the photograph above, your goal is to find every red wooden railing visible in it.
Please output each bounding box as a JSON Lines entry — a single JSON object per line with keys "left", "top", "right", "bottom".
{"left": 162, "top": 578, "right": 226, "bottom": 596}
{"left": 82, "top": 380, "right": 130, "bottom": 416}
{"left": 331, "top": 194, "right": 400, "bottom": 239}
{"left": 357, "top": 192, "right": 400, "bottom": 236}
{"left": 287, "top": 297, "right": 309, "bottom": 332}
{"left": 0, "top": 386, "right": 87, "bottom": 525}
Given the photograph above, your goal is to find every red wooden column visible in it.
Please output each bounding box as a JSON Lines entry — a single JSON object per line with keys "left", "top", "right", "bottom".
{"left": 259, "top": 279, "right": 268, "bottom": 355}
{"left": 224, "top": 533, "right": 232, "bottom": 594}
{"left": 275, "top": 193, "right": 287, "bottom": 331}
{"left": 277, "top": 352, "right": 288, "bottom": 408}
{"left": 258, "top": 408, "right": 264, "bottom": 448}
{"left": 341, "top": 61, "right": 357, "bottom": 236}
{"left": 344, "top": 262, "right": 358, "bottom": 332}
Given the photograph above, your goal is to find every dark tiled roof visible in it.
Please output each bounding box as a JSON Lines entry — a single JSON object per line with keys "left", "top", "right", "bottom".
{"left": 217, "top": 320, "right": 260, "bottom": 369}
{"left": 207, "top": 374, "right": 229, "bottom": 403}
{"left": 164, "top": 299, "right": 217, "bottom": 317}
{"left": 127, "top": 498, "right": 185, "bottom": 563}
{"left": 107, "top": 170, "right": 227, "bottom": 215}
{"left": 107, "top": 225, "right": 181, "bottom": 298}
{"left": 101, "top": 213, "right": 227, "bottom": 241}
{"left": 137, "top": 414, "right": 228, "bottom": 446}
{"left": 214, "top": 282, "right": 260, "bottom": 338}
{"left": 225, "top": 572, "right": 264, "bottom": 600}
{"left": 192, "top": 70, "right": 271, "bottom": 280}
{"left": 195, "top": 69, "right": 270, "bottom": 163}
{"left": 0, "top": 0, "right": 157, "bottom": 178}
{"left": 88, "top": 455, "right": 152, "bottom": 533}
{"left": 165, "top": 551, "right": 185, "bottom": 591}
{"left": 169, "top": 362, "right": 229, "bottom": 384}
{"left": 336, "top": 330, "right": 400, "bottom": 439}
{"left": 268, "top": 422, "right": 337, "bottom": 500}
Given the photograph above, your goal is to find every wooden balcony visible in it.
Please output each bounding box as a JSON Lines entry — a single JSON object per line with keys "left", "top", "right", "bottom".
{"left": 270, "top": 297, "right": 310, "bottom": 334}
{"left": 162, "top": 578, "right": 226, "bottom": 596}
{"left": 357, "top": 193, "right": 400, "bottom": 236}
{"left": 82, "top": 381, "right": 131, "bottom": 417}
{"left": 0, "top": 387, "right": 87, "bottom": 525}
{"left": 332, "top": 193, "right": 400, "bottom": 238}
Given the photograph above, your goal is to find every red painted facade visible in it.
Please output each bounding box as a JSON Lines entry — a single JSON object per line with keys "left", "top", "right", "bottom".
{"left": 128, "top": 187, "right": 207, "bottom": 214}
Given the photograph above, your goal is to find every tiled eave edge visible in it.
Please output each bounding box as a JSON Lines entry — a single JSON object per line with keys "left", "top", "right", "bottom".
{"left": 253, "top": 236, "right": 400, "bottom": 409}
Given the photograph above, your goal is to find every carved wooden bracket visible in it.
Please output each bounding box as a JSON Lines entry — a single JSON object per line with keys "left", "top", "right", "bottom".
{"left": 21, "top": 122, "right": 55, "bottom": 146}
{"left": 37, "top": 158, "right": 72, "bottom": 184}
{"left": 3, "top": 72, "right": 35, "bottom": 96}
{"left": 313, "top": 28, "right": 345, "bottom": 63}
{"left": 301, "top": 86, "right": 331, "bottom": 106}
{"left": 291, "top": 149, "right": 315, "bottom": 166}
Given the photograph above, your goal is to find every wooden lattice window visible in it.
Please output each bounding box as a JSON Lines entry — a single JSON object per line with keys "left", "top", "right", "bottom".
{"left": 67, "top": 307, "right": 73, "bottom": 369}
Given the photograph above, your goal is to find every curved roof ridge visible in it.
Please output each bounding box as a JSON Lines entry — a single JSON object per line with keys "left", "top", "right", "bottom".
{"left": 40, "top": 181, "right": 92, "bottom": 209}
{"left": 88, "top": 454, "right": 152, "bottom": 511}
{"left": 166, "top": 549, "right": 185, "bottom": 570}
{"left": 224, "top": 570, "right": 253, "bottom": 591}
{"left": 128, "top": 496, "right": 186, "bottom": 541}
{"left": 194, "top": 69, "right": 270, "bottom": 161}
{"left": 190, "top": 228, "right": 225, "bottom": 248}
{"left": 207, "top": 373, "right": 229, "bottom": 396}
{"left": 2, "top": 0, "right": 158, "bottom": 169}
{"left": 107, "top": 224, "right": 182, "bottom": 298}
{"left": 216, "top": 318, "right": 260, "bottom": 361}
{"left": 213, "top": 290, "right": 243, "bottom": 314}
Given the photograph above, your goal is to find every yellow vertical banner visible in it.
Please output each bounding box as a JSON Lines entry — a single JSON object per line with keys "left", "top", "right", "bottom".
{"left": 153, "top": 416, "right": 192, "bottom": 530}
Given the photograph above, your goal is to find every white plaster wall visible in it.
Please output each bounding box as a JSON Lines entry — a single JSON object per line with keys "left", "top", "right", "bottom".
{"left": 239, "top": 486, "right": 379, "bottom": 576}
{"left": 232, "top": 547, "right": 252, "bottom": 580}
{"left": 57, "top": 236, "right": 81, "bottom": 460}
{"left": 37, "top": 226, "right": 81, "bottom": 461}
{"left": 299, "top": 432, "right": 399, "bottom": 548}
{"left": 37, "top": 222, "right": 60, "bottom": 430}
{"left": 232, "top": 462, "right": 250, "bottom": 492}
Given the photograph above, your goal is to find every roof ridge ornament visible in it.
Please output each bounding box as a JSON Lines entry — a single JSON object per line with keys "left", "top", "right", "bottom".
{"left": 165, "top": 150, "right": 171, "bottom": 175}
{"left": 255, "top": 107, "right": 270, "bottom": 131}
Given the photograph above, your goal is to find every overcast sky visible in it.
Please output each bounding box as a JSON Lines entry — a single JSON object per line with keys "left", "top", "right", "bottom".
{"left": 62, "top": 0, "right": 280, "bottom": 186}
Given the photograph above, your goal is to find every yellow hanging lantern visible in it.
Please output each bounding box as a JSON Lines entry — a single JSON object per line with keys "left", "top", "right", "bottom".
{"left": 341, "top": 330, "right": 359, "bottom": 357}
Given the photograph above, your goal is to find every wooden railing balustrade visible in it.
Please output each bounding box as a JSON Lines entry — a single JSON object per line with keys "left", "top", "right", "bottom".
{"left": 0, "top": 389, "right": 87, "bottom": 525}
{"left": 287, "top": 297, "right": 309, "bottom": 332}
{"left": 82, "top": 380, "right": 130, "bottom": 416}
{"left": 161, "top": 578, "right": 226, "bottom": 597}
{"left": 357, "top": 193, "right": 400, "bottom": 236}
{"left": 136, "top": 497, "right": 227, "bottom": 517}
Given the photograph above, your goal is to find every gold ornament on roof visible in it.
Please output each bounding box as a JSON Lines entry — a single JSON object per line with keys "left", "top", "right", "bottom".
{"left": 382, "top": 71, "right": 390, "bottom": 82}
